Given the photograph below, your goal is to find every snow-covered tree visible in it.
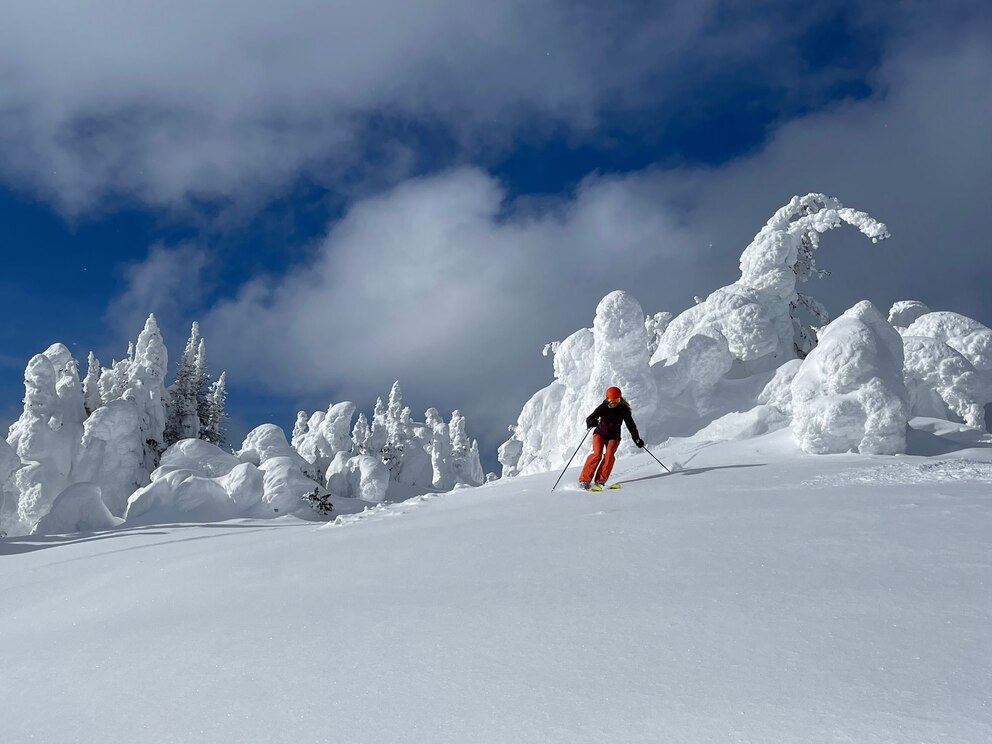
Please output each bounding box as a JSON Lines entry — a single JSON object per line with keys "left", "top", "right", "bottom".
{"left": 449, "top": 410, "right": 484, "bottom": 486}
{"left": 124, "top": 314, "right": 170, "bottom": 479}
{"left": 291, "top": 411, "right": 309, "bottom": 451}
{"left": 791, "top": 301, "right": 909, "bottom": 455}
{"left": 902, "top": 336, "right": 991, "bottom": 430}
{"left": 71, "top": 400, "right": 143, "bottom": 516}
{"left": 202, "top": 372, "right": 228, "bottom": 446}
{"left": 351, "top": 413, "right": 370, "bottom": 455}
{"left": 165, "top": 322, "right": 203, "bottom": 444}
{"left": 654, "top": 194, "right": 889, "bottom": 373}
{"left": 6, "top": 355, "right": 76, "bottom": 534}
{"left": 292, "top": 401, "right": 356, "bottom": 482}
{"left": 83, "top": 352, "right": 103, "bottom": 415}
{"left": 645, "top": 311, "right": 674, "bottom": 356}
{"left": 0, "top": 439, "right": 22, "bottom": 537}
{"left": 426, "top": 407, "right": 454, "bottom": 490}
{"left": 193, "top": 338, "right": 212, "bottom": 433}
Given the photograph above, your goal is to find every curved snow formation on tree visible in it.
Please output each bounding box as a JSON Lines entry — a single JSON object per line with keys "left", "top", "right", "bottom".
{"left": 653, "top": 194, "right": 889, "bottom": 372}
{"left": 791, "top": 301, "right": 909, "bottom": 455}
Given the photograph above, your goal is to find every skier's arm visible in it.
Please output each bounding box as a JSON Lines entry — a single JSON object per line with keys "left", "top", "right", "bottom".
{"left": 586, "top": 402, "right": 606, "bottom": 429}
{"left": 624, "top": 409, "right": 644, "bottom": 446}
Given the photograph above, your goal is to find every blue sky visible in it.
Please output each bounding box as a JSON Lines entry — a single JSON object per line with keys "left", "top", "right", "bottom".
{"left": 1, "top": 1, "right": 990, "bottom": 467}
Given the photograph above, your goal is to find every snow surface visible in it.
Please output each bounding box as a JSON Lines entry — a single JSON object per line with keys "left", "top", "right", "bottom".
{"left": 2, "top": 429, "right": 990, "bottom": 744}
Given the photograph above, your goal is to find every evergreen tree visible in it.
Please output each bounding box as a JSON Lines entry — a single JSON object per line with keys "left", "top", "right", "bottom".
{"left": 202, "top": 372, "right": 227, "bottom": 446}
{"left": 790, "top": 199, "right": 833, "bottom": 358}
{"left": 165, "top": 322, "right": 202, "bottom": 445}
{"left": 125, "top": 314, "right": 170, "bottom": 480}
{"left": 194, "top": 338, "right": 213, "bottom": 437}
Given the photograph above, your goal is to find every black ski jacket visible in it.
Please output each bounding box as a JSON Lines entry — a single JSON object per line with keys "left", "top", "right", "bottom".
{"left": 586, "top": 399, "right": 640, "bottom": 442}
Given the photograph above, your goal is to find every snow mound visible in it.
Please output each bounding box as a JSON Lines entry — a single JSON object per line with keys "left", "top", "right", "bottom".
{"left": 32, "top": 483, "right": 123, "bottom": 535}
{"left": 791, "top": 301, "right": 909, "bottom": 455}
{"left": 905, "top": 312, "right": 992, "bottom": 371}
{"left": 757, "top": 359, "right": 803, "bottom": 415}
{"left": 156, "top": 438, "right": 242, "bottom": 479}
{"left": 690, "top": 405, "right": 790, "bottom": 443}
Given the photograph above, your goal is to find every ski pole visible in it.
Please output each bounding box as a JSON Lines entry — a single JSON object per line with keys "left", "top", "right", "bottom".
{"left": 642, "top": 444, "right": 672, "bottom": 474}
{"left": 551, "top": 428, "right": 592, "bottom": 492}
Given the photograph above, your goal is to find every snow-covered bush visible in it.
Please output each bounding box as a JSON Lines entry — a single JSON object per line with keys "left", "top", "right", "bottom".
{"left": 125, "top": 430, "right": 335, "bottom": 525}
{"left": 791, "top": 301, "right": 909, "bottom": 454}
{"left": 902, "top": 336, "right": 991, "bottom": 429}
{"left": 292, "top": 401, "right": 356, "bottom": 481}
{"left": 325, "top": 452, "right": 390, "bottom": 502}
{"left": 32, "top": 483, "right": 123, "bottom": 535}
{"left": 904, "top": 312, "right": 992, "bottom": 372}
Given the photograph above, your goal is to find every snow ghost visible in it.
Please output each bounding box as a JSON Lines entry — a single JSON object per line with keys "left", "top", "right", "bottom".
{"left": 791, "top": 301, "right": 909, "bottom": 455}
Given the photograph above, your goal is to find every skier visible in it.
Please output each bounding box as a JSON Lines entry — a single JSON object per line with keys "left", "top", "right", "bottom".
{"left": 579, "top": 386, "right": 644, "bottom": 490}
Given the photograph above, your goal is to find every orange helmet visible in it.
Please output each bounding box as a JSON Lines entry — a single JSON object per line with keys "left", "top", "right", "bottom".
{"left": 605, "top": 386, "right": 622, "bottom": 401}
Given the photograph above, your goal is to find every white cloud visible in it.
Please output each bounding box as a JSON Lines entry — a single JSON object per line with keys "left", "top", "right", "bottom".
{"left": 0, "top": 0, "right": 866, "bottom": 215}
{"left": 108, "top": 243, "right": 211, "bottom": 339}
{"left": 199, "top": 166, "right": 697, "bottom": 441}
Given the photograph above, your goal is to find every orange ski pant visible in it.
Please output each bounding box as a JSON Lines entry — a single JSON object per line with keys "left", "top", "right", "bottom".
{"left": 579, "top": 433, "right": 620, "bottom": 483}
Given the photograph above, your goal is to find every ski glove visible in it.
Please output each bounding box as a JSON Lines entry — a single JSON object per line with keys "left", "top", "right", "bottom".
{"left": 586, "top": 417, "right": 596, "bottom": 429}
{"left": 634, "top": 438, "right": 644, "bottom": 448}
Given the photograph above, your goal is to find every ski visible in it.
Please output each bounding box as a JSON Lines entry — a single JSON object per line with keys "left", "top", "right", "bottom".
{"left": 589, "top": 483, "right": 621, "bottom": 491}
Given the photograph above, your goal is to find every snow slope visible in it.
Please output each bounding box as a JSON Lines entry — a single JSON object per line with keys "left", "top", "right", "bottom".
{"left": 2, "top": 427, "right": 991, "bottom": 744}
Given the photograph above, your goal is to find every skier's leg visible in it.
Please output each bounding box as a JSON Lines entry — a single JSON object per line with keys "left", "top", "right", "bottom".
{"left": 579, "top": 433, "right": 605, "bottom": 483}
{"left": 594, "top": 439, "right": 620, "bottom": 483}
